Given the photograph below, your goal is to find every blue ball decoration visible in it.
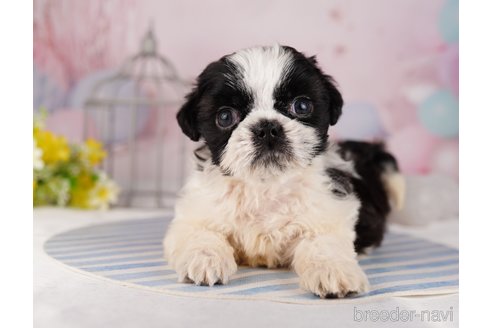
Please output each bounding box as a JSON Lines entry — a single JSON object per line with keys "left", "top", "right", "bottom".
{"left": 333, "top": 102, "right": 386, "bottom": 140}
{"left": 439, "top": 0, "right": 459, "bottom": 43}
{"left": 418, "top": 90, "right": 458, "bottom": 138}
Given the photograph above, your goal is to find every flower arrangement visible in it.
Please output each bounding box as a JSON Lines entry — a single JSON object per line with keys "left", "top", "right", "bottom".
{"left": 33, "top": 111, "right": 119, "bottom": 209}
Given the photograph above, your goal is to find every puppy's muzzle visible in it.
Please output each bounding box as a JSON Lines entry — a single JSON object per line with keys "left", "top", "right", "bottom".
{"left": 250, "top": 119, "right": 292, "bottom": 168}
{"left": 251, "top": 119, "right": 285, "bottom": 149}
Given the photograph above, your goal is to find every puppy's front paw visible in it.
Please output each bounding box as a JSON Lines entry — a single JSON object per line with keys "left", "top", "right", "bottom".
{"left": 176, "top": 248, "right": 238, "bottom": 286}
{"left": 299, "top": 260, "right": 369, "bottom": 298}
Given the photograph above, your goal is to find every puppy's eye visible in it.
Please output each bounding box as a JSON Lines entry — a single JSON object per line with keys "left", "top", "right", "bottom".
{"left": 290, "top": 97, "right": 313, "bottom": 117}
{"left": 216, "top": 107, "right": 240, "bottom": 129}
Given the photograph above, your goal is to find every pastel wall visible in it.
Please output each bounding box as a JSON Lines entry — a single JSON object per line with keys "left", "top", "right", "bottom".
{"left": 34, "top": 0, "right": 458, "bottom": 180}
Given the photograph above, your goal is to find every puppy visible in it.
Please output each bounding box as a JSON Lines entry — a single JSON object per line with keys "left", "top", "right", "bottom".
{"left": 163, "top": 45, "right": 405, "bottom": 298}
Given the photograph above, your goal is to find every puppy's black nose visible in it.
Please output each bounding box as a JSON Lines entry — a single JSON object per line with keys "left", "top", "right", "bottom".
{"left": 252, "top": 120, "right": 284, "bottom": 141}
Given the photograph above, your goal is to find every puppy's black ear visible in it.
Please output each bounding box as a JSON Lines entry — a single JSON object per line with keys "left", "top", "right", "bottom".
{"left": 308, "top": 54, "right": 343, "bottom": 126}
{"left": 177, "top": 88, "right": 201, "bottom": 141}
{"left": 324, "top": 75, "right": 343, "bottom": 126}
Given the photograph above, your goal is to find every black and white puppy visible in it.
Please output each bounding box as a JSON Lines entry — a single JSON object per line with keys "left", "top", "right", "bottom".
{"left": 163, "top": 45, "right": 405, "bottom": 298}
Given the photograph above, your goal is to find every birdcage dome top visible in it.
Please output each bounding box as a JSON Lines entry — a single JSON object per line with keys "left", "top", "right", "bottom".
{"left": 84, "top": 27, "right": 188, "bottom": 107}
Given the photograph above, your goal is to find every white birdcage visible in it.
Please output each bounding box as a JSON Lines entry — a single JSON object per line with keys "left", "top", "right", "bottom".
{"left": 83, "top": 27, "right": 189, "bottom": 208}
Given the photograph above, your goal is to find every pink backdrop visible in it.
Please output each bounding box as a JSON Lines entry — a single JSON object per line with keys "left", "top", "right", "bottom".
{"left": 34, "top": 0, "right": 459, "bottom": 180}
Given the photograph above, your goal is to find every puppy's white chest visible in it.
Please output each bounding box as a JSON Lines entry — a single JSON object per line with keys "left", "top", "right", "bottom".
{"left": 223, "top": 176, "right": 318, "bottom": 267}
{"left": 226, "top": 175, "right": 310, "bottom": 224}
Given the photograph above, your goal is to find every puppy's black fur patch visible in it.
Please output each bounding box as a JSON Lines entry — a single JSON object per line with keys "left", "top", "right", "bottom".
{"left": 336, "top": 141, "right": 399, "bottom": 253}
{"left": 326, "top": 168, "right": 353, "bottom": 197}
{"left": 273, "top": 47, "right": 343, "bottom": 155}
{"left": 177, "top": 58, "right": 254, "bottom": 165}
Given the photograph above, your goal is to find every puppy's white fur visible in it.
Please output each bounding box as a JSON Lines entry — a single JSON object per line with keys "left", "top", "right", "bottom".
{"left": 228, "top": 45, "right": 293, "bottom": 111}
{"left": 164, "top": 144, "right": 369, "bottom": 296}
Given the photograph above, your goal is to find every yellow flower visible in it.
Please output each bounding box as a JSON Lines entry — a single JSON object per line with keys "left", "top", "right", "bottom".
{"left": 34, "top": 128, "right": 70, "bottom": 164}
{"left": 83, "top": 139, "right": 106, "bottom": 166}
{"left": 77, "top": 171, "right": 96, "bottom": 189}
{"left": 88, "top": 174, "right": 119, "bottom": 210}
{"left": 69, "top": 188, "right": 91, "bottom": 209}
{"left": 69, "top": 171, "right": 96, "bottom": 209}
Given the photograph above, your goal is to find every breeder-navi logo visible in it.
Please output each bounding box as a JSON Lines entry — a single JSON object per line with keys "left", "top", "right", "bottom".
{"left": 353, "top": 306, "right": 454, "bottom": 323}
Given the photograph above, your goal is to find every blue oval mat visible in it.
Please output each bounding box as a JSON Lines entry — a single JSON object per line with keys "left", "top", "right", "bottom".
{"left": 44, "top": 216, "right": 459, "bottom": 304}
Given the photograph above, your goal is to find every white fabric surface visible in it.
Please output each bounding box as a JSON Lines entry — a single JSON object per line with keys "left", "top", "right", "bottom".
{"left": 34, "top": 208, "right": 458, "bottom": 328}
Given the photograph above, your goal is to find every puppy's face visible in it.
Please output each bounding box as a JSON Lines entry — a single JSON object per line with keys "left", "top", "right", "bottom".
{"left": 177, "top": 45, "right": 343, "bottom": 178}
